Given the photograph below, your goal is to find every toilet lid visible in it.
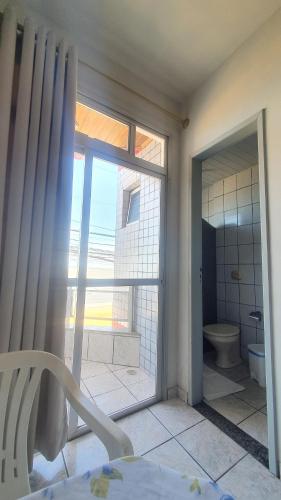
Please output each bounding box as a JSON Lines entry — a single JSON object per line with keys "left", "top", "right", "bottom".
{"left": 203, "top": 323, "right": 240, "bottom": 337}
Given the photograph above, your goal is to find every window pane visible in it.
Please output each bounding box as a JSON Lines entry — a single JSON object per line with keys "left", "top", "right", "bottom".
{"left": 127, "top": 189, "right": 140, "bottom": 224}
{"left": 68, "top": 153, "right": 85, "bottom": 278}
{"left": 87, "top": 158, "right": 160, "bottom": 279}
{"left": 76, "top": 102, "right": 129, "bottom": 150}
{"left": 78, "top": 285, "right": 158, "bottom": 416}
{"left": 135, "top": 126, "right": 165, "bottom": 167}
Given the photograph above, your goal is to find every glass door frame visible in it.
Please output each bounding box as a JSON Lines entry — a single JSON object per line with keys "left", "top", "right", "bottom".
{"left": 68, "top": 130, "right": 167, "bottom": 440}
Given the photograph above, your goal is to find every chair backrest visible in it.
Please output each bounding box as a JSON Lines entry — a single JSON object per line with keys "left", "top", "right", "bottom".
{"left": 0, "top": 350, "right": 85, "bottom": 500}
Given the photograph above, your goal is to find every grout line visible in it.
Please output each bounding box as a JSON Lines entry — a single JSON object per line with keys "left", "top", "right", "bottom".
{"left": 141, "top": 436, "right": 174, "bottom": 456}
{"left": 215, "top": 452, "right": 249, "bottom": 482}
{"left": 174, "top": 434, "right": 213, "bottom": 481}
{"left": 147, "top": 405, "right": 205, "bottom": 439}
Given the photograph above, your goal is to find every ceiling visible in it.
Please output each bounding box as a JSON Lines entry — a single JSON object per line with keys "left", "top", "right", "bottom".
{"left": 17, "top": 0, "right": 281, "bottom": 103}
{"left": 202, "top": 134, "right": 258, "bottom": 187}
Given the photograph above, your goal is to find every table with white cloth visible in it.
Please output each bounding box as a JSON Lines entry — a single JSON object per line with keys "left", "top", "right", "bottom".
{"left": 22, "top": 456, "right": 235, "bottom": 500}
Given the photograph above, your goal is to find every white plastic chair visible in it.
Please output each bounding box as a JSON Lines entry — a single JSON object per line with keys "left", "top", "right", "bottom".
{"left": 0, "top": 350, "right": 134, "bottom": 500}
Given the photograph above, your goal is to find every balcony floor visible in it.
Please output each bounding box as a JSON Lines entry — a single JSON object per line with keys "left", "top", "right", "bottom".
{"left": 65, "top": 357, "right": 155, "bottom": 418}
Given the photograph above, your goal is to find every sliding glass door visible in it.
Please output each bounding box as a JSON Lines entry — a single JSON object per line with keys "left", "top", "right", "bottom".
{"left": 65, "top": 145, "right": 165, "bottom": 437}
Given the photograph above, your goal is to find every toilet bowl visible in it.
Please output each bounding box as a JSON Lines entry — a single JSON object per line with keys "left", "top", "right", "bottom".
{"left": 203, "top": 323, "right": 241, "bottom": 369}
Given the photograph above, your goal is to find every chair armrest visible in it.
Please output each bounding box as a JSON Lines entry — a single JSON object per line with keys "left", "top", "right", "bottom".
{"left": 66, "top": 384, "right": 134, "bottom": 460}
{"left": 46, "top": 354, "right": 134, "bottom": 460}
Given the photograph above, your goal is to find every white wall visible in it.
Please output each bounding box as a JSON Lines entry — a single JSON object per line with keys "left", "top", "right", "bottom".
{"left": 179, "top": 8, "right": 281, "bottom": 460}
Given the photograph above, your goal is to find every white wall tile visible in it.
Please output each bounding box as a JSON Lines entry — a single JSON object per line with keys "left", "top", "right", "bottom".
{"left": 237, "top": 167, "right": 252, "bottom": 189}
{"left": 213, "top": 195, "right": 224, "bottom": 214}
{"left": 224, "top": 208, "right": 237, "bottom": 227}
{"left": 239, "top": 264, "right": 255, "bottom": 284}
{"left": 216, "top": 247, "right": 225, "bottom": 265}
{"left": 253, "top": 223, "right": 261, "bottom": 243}
{"left": 255, "top": 285, "right": 263, "bottom": 307}
{"left": 239, "top": 284, "right": 255, "bottom": 306}
{"left": 202, "top": 188, "right": 209, "bottom": 203}
{"left": 238, "top": 225, "right": 253, "bottom": 245}
{"left": 226, "top": 283, "right": 239, "bottom": 303}
{"left": 252, "top": 203, "right": 260, "bottom": 223}
{"left": 88, "top": 333, "right": 113, "bottom": 364}
{"left": 238, "top": 244, "right": 253, "bottom": 264}
{"left": 252, "top": 183, "right": 260, "bottom": 203}
{"left": 237, "top": 186, "right": 252, "bottom": 207}
{"left": 238, "top": 205, "right": 252, "bottom": 226}
{"left": 224, "top": 191, "right": 237, "bottom": 211}
{"left": 254, "top": 265, "right": 262, "bottom": 285}
{"left": 113, "top": 336, "right": 140, "bottom": 366}
{"left": 224, "top": 174, "right": 237, "bottom": 194}
{"left": 254, "top": 244, "right": 262, "bottom": 264}
{"left": 225, "top": 227, "right": 237, "bottom": 246}
{"left": 251, "top": 165, "right": 259, "bottom": 184}
{"left": 225, "top": 245, "right": 238, "bottom": 265}
{"left": 213, "top": 180, "right": 224, "bottom": 198}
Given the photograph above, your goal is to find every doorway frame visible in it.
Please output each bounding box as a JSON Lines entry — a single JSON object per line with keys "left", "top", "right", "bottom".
{"left": 188, "top": 110, "right": 279, "bottom": 476}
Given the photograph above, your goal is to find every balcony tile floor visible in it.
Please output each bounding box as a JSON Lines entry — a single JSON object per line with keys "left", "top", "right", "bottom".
{"left": 65, "top": 357, "right": 156, "bottom": 417}
{"left": 31, "top": 398, "right": 281, "bottom": 500}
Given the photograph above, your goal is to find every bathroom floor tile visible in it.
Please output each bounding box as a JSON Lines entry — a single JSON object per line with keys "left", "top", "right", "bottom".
{"left": 176, "top": 419, "right": 247, "bottom": 480}
{"left": 238, "top": 411, "right": 268, "bottom": 447}
{"left": 260, "top": 405, "right": 267, "bottom": 415}
{"left": 144, "top": 438, "right": 210, "bottom": 478}
{"left": 84, "top": 372, "right": 123, "bottom": 397}
{"left": 30, "top": 452, "right": 67, "bottom": 492}
{"left": 94, "top": 386, "right": 137, "bottom": 415}
{"left": 234, "top": 378, "right": 266, "bottom": 409}
{"left": 150, "top": 398, "right": 205, "bottom": 435}
{"left": 117, "top": 408, "right": 171, "bottom": 455}
{"left": 207, "top": 395, "right": 256, "bottom": 424}
{"left": 63, "top": 432, "right": 108, "bottom": 476}
{"left": 219, "top": 454, "right": 281, "bottom": 499}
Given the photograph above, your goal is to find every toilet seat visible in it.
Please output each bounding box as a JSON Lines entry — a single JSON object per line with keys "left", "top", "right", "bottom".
{"left": 203, "top": 323, "right": 239, "bottom": 337}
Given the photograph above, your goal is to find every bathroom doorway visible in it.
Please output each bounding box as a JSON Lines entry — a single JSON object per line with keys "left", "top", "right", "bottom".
{"left": 188, "top": 112, "right": 278, "bottom": 476}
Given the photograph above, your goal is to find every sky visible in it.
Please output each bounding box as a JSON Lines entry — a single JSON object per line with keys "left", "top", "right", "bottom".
{"left": 69, "top": 156, "right": 118, "bottom": 279}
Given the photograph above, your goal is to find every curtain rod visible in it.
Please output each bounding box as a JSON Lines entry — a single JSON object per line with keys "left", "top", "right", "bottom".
{"left": 0, "top": 11, "right": 190, "bottom": 128}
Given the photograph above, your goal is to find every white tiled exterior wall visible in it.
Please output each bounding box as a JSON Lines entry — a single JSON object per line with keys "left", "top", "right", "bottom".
{"left": 113, "top": 166, "right": 160, "bottom": 376}
{"left": 202, "top": 165, "right": 263, "bottom": 360}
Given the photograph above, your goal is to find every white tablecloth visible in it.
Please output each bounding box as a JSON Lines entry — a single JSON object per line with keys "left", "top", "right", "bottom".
{"left": 22, "top": 456, "right": 235, "bottom": 499}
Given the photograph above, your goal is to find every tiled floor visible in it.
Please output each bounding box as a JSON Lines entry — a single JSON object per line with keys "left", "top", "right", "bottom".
{"left": 65, "top": 357, "right": 155, "bottom": 416}
{"left": 205, "top": 352, "right": 267, "bottom": 447}
{"left": 31, "top": 398, "right": 281, "bottom": 500}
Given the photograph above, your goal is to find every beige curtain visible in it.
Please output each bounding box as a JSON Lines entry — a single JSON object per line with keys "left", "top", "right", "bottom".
{"left": 0, "top": 8, "right": 77, "bottom": 460}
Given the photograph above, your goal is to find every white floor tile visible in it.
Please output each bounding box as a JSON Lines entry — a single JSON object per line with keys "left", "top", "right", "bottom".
{"left": 81, "top": 360, "right": 109, "bottom": 379}
{"left": 94, "top": 386, "right": 137, "bottom": 415}
{"left": 207, "top": 395, "right": 256, "bottom": 424}
{"left": 114, "top": 366, "right": 151, "bottom": 386}
{"left": 219, "top": 454, "right": 281, "bottom": 499}
{"left": 128, "top": 378, "right": 155, "bottom": 401}
{"left": 176, "top": 419, "right": 246, "bottom": 480}
{"left": 144, "top": 439, "right": 210, "bottom": 479}
{"left": 117, "top": 408, "right": 171, "bottom": 455}
{"left": 260, "top": 405, "right": 267, "bottom": 415}
{"left": 234, "top": 378, "right": 266, "bottom": 409}
{"left": 63, "top": 432, "right": 108, "bottom": 477}
{"left": 238, "top": 411, "right": 268, "bottom": 447}
{"left": 84, "top": 372, "right": 123, "bottom": 397}
{"left": 30, "top": 452, "right": 67, "bottom": 492}
{"left": 150, "top": 398, "right": 204, "bottom": 435}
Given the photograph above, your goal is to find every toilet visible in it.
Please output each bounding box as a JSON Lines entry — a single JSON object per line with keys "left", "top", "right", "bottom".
{"left": 203, "top": 323, "right": 242, "bottom": 368}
